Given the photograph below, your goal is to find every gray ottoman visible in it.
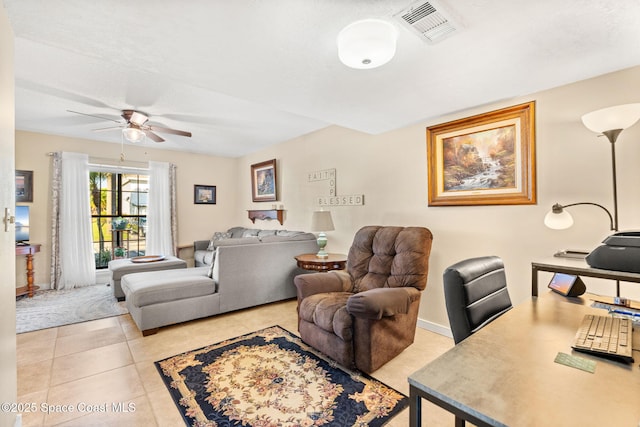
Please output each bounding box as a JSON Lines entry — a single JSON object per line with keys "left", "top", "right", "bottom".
{"left": 108, "top": 256, "right": 187, "bottom": 300}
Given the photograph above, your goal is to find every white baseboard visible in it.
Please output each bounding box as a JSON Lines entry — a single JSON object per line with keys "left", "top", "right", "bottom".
{"left": 417, "top": 317, "right": 453, "bottom": 339}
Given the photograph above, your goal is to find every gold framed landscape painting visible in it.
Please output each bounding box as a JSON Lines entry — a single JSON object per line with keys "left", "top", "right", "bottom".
{"left": 251, "top": 159, "right": 277, "bottom": 202}
{"left": 427, "top": 101, "right": 536, "bottom": 206}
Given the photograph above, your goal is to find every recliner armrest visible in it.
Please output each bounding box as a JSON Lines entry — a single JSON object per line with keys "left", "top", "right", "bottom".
{"left": 347, "top": 287, "right": 421, "bottom": 319}
{"left": 294, "top": 270, "right": 352, "bottom": 301}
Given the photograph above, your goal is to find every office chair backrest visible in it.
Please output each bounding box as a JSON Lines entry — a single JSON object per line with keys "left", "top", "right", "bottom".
{"left": 443, "top": 256, "right": 513, "bottom": 344}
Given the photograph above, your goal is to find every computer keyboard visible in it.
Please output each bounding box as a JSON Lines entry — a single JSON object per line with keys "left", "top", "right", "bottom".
{"left": 571, "top": 314, "right": 634, "bottom": 363}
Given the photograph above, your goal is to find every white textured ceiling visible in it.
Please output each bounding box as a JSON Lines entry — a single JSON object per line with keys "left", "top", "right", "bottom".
{"left": 5, "top": 0, "right": 640, "bottom": 157}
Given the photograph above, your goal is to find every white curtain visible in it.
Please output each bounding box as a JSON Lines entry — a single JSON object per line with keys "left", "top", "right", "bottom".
{"left": 146, "top": 161, "right": 177, "bottom": 256}
{"left": 52, "top": 152, "right": 96, "bottom": 288}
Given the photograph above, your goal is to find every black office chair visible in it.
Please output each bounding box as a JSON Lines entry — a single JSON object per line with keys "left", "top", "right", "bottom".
{"left": 443, "top": 256, "right": 513, "bottom": 344}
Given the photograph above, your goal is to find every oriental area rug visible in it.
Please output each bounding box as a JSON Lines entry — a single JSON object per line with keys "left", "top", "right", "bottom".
{"left": 155, "top": 326, "right": 408, "bottom": 426}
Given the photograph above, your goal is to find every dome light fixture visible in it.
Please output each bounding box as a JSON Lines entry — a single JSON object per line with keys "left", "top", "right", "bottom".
{"left": 337, "top": 19, "right": 398, "bottom": 69}
{"left": 122, "top": 127, "right": 146, "bottom": 143}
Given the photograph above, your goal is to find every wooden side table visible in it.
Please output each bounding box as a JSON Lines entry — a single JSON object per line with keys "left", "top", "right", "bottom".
{"left": 295, "top": 253, "right": 347, "bottom": 272}
{"left": 16, "top": 243, "right": 41, "bottom": 297}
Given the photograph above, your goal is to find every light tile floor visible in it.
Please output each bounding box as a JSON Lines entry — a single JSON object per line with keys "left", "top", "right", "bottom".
{"left": 17, "top": 300, "right": 456, "bottom": 426}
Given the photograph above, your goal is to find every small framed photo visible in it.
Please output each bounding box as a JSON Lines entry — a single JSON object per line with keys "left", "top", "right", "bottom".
{"left": 194, "top": 185, "right": 216, "bottom": 204}
{"left": 16, "top": 170, "right": 33, "bottom": 203}
{"left": 251, "top": 159, "right": 277, "bottom": 202}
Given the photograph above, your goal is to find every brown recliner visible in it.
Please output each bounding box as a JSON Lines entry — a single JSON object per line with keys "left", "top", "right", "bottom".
{"left": 294, "top": 225, "right": 433, "bottom": 373}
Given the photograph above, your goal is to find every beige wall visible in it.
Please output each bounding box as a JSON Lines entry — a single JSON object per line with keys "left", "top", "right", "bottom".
{"left": 1, "top": 1, "right": 18, "bottom": 424}
{"left": 15, "top": 133, "right": 239, "bottom": 288}
{"left": 14, "top": 65, "right": 640, "bottom": 335}
{"left": 238, "top": 65, "right": 640, "bottom": 332}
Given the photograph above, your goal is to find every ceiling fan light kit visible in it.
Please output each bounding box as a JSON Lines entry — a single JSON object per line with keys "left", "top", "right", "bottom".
{"left": 337, "top": 19, "right": 398, "bottom": 69}
{"left": 122, "top": 127, "right": 146, "bottom": 143}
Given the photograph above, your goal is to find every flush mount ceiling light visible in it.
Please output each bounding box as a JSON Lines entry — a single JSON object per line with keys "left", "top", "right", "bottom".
{"left": 337, "top": 19, "right": 398, "bottom": 69}
{"left": 122, "top": 126, "right": 146, "bottom": 143}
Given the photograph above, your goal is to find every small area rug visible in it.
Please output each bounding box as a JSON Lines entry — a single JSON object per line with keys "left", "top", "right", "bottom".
{"left": 155, "top": 325, "right": 408, "bottom": 426}
{"left": 16, "top": 284, "right": 128, "bottom": 334}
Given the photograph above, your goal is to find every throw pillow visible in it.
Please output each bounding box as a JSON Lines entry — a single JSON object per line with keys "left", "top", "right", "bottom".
{"left": 207, "top": 250, "right": 216, "bottom": 278}
{"left": 207, "top": 231, "right": 232, "bottom": 251}
{"left": 227, "top": 226, "right": 247, "bottom": 238}
{"left": 241, "top": 228, "right": 260, "bottom": 238}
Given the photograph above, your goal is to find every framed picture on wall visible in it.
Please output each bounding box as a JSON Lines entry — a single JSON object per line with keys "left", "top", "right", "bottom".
{"left": 15, "top": 170, "right": 33, "bottom": 203}
{"left": 194, "top": 185, "right": 216, "bottom": 204}
{"left": 426, "top": 101, "right": 536, "bottom": 206}
{"left": 251, "top": 159, "right": 277, "bottom": 202}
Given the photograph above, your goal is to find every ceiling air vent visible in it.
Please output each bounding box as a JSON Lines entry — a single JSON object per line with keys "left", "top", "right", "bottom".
{"left": 394, "top": 0, "right": 459, "bottom": 44}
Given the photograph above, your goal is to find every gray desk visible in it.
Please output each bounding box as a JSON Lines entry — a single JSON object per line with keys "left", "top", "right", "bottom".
{"left": 408, "top": 292, "right": 640, "bottom": 426}
{"left": 531, "top": 257, "right": 640, "bottom": 297}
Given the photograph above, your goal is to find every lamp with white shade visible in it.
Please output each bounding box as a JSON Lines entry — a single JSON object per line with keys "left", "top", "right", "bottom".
{"left": 545, "top": 103, "right": 640, "bottom": 232}
{"left": 337, "top": 19, "right": 398, "bottom": 69}
{"left": 544, "top": 202, "right": 615, "bottom": 231}
{"left": 311, "top": 210, "right": 334, "bottom": 258}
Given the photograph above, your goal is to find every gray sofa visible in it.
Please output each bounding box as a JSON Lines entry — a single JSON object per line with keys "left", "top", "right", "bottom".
{"left": 121, "top": 227, "right": 318, "bottom": 335}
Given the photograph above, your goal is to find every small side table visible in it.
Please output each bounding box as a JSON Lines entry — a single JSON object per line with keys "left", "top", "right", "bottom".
{"left": 295, "top": 253, "right": 347, "bottom": 272}
{"left": 16, "top": 243, "right": 41, "bottom": 298}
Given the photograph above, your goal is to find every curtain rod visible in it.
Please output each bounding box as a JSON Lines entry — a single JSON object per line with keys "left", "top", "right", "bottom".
{"left": 46, "top": 152, "right": 149, "bottom": 169}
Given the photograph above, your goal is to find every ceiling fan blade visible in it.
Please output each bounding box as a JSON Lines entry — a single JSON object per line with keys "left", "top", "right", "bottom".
{"left": 147, "top": 125, "right": 192, "bottom": 138}
{"left": 92, "top": 126, "right": 123, "bottom": 132}
{"left": 67, "top": 110, "right": 122, "bottom": 123}
{"left": 143, "top": 130, "right": 165, "bottom": 143}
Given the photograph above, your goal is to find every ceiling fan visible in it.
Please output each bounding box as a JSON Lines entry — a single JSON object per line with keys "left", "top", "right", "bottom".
{"left": 68, "top": 109, "right": 192, "bottom": 143}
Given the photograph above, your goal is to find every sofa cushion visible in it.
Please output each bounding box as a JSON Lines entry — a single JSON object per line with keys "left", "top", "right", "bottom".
{"left": 298, "top": 292, "right": 353, "bottom": 341}
{"left": 207, "top": 231, "right": 232, "bottom": 250}
{"left": 215, "top": 237, "right": 260, "bottom": 246}
{"left": 258, "top": 229, "right": 277, "bottom": 238}
{"left": 122, "top": 267, "right": 215, "bottom": 307}
{"left": 260, "top": 232, "right": 316, "bottom": 243}
{"left": 276, "top": 230, "right": 306, "bottom": 237}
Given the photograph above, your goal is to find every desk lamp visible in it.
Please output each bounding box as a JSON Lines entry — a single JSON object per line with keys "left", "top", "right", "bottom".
{"left": 545, "top": 103, "right": 640, "bottom": 232}
{"left": 311, "top": 210, "right": 334, "bottom": 258}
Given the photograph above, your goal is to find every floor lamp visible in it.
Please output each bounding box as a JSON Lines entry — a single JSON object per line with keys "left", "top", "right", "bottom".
{"left": 545, "top": 103, "right": 640, "bottom": 232}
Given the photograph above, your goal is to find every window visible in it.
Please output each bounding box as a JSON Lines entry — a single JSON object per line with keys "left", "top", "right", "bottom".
{"left": 90, "top": 171, "right": 148, "bottom": 268}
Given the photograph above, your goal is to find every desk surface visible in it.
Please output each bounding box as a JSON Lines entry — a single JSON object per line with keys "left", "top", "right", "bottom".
{"left": 533, "top": 257, "right": 640, "bottom": 280}
{"left": 531, "top": 257, "right": 640, "bottom": 297}
{"left": 409, "top": 292, "right": 640, "bottom": 426}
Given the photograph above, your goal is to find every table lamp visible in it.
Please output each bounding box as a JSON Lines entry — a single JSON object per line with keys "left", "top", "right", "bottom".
{"left": 311, "top": 210, "right": 334, "bottom": 258}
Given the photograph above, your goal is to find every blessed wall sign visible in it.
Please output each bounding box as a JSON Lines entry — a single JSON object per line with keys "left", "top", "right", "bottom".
{"left": 308, "top": 168, "right": 364, "bottom": 206}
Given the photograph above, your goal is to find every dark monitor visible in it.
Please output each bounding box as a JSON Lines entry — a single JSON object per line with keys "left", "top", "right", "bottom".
{"left": 548, "top": 272, "right": 586, "bottom": 297}
{"left": 15, "top": 205, "right": 29, "bottom": 243}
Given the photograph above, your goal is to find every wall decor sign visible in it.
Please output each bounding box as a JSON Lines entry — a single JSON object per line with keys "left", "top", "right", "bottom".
{"left": 251, "top": 159, "right": 277, "bottom": 202}
{"left": 15, "top": 170, "right": 33, "bottom": 203}
{"left": 308, "top": 168, "right": 365, "bottom": 206}
{"left": 194, "top": 185, "right": 216, "bottom": 204}
{"left": 308, "top": 168, "right": 336, "bottom": 196}
{"left": 427, "top": 101, "right": 536, "bottom": 206}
